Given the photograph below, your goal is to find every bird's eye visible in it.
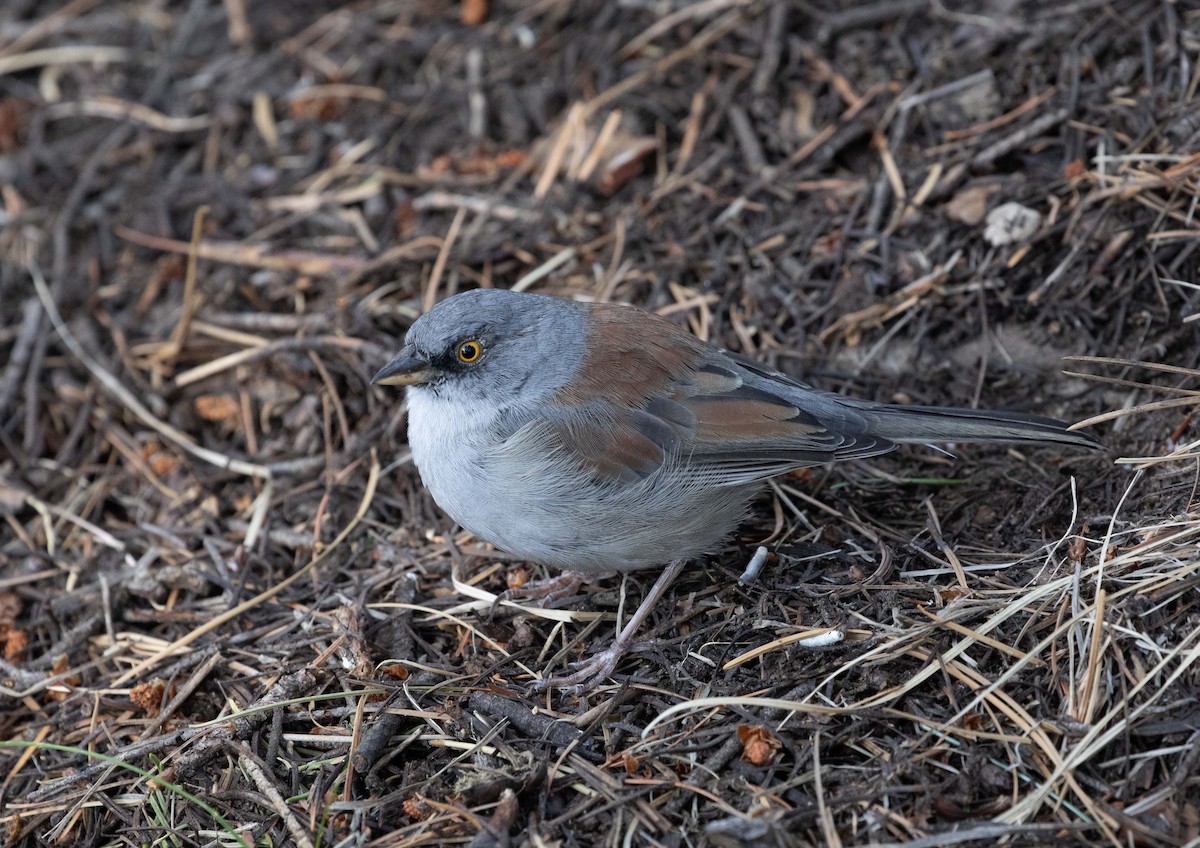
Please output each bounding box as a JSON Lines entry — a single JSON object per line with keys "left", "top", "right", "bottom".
{"left": 456, "top": 340, "right": 483, "bottom": 363}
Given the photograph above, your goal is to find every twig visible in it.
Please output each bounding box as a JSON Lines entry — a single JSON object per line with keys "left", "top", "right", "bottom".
{"left": 29, "top": 265, "right": 271, "bottom": 480}
{"left": 232, "top": 742, "right": 316, "bottom": 848}
{"left": 0, "top": 300, "right": 44, "bottom": 416}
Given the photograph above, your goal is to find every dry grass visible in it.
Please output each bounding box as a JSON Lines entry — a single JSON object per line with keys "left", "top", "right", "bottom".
{"left": 1, "top": 1, "right": 1198, "bottom": 845}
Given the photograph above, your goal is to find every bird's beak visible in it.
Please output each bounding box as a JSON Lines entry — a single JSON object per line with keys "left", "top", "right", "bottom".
{"left": 371, "top": 347, "right": 440, "bottom": 387}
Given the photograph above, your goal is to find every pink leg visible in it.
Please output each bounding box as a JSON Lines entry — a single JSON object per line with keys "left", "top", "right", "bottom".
{"left": 531, "top": 560, "right": 686, "bottom": 694}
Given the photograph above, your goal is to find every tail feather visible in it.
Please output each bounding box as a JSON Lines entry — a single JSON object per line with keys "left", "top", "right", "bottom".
{"left": 862, "top": 404, "right": 1101, "bottom": 451}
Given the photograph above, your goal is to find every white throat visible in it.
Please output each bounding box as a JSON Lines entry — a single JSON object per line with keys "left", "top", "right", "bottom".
{"left": 406, "top": 384, "right": 503, "bottom": 455}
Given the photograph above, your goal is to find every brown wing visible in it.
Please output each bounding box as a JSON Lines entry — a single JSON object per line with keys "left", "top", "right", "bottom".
{"left": 536, "top": 304, "right": 896, "bottom": 486}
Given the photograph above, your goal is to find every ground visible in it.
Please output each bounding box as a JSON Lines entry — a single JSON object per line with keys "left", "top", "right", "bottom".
{"left": 1, "top": 1, "right": 1199, "bottom": 846}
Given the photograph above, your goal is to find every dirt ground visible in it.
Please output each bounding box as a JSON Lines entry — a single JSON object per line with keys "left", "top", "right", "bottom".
{"left": 1, "top": 1, "right": 1199, "bottom": 846}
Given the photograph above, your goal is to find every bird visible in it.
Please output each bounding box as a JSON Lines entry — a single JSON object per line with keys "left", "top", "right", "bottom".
{"left": 372, "top": 287, "right": 1099, "bottom": 692}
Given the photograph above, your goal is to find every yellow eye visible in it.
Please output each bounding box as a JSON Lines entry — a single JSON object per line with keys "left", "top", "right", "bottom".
{"left": 456, "top": 340, "right": 483, "bottom": 363}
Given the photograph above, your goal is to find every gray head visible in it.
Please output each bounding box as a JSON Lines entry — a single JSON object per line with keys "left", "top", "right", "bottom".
{"left": 372, "top": 289, "right": 588, "bottom": 406}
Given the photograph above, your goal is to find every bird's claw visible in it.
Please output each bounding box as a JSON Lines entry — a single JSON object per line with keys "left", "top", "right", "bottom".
{"left": 528, "top": 645, "right": 625, "bottom": 695}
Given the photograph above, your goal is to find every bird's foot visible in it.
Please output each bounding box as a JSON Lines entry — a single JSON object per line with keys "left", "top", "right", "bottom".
{"left": 528, "top": 641, "right": 629, "bottom": 695}
{"left": 528, "top": 560, "right": 687, "bottom": 695}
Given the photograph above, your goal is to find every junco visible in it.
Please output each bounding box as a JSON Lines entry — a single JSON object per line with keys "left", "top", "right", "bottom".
{"left": 373, "top": 288, "right": 1098, "bottom": 691}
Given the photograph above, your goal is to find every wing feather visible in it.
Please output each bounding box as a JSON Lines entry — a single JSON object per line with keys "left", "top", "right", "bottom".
{"left": 528, "top": 304, "right": 897, "bottom": 487}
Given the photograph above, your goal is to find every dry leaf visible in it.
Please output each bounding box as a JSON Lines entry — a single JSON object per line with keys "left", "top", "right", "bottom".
{"left": 194, "top": 394, "right": 240, "bottom": 423}
{"left": 505, "top": 565, "right": 533, "bottom": 591}
{"left": 0, "top": 591, "right": 20, "bottom": 627}
{"left": 142, "top": 442, "right": 181, "bottom": 477}
{"left": 944, "top": 183, "right": 1000, "bottom": 225}
{"left": 461, "top": 0, "right": 489, "bottom": 26}
{"left": 130, "top": 679, "right": 168, "bottom": 715}
{"left": 737, "top": 724, "right": 780, "bottom": 766}
{"left": 1064, "top": 158, "right": 1087, "bottom": 180}
{"left": 1068, "top": 531, "right": 1089, "bottom": 564}
{"left": 4, "top": 628, "right": 27, "bottom": 661}
{"left": 403, "top": 796, "right": 432, "bottom": 821}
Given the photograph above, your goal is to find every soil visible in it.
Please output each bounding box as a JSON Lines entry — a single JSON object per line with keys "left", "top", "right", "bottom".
{"left": 1, "top": 1, "right": 1198, "bottom": 846}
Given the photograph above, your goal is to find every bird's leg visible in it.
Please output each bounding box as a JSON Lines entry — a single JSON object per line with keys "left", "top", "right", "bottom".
{"left": 531, "top": 559, "right": 686, "bottom": 694}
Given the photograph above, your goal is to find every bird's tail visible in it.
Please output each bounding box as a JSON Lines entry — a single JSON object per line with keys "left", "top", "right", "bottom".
{"left": 860, "top": 404, "right": 1101, "bottom": 450}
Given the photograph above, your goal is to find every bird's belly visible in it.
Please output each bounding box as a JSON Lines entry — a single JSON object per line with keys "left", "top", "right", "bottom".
{"left": 406, "top": 390, "right": 754, "bottom": 571}
{"left": 437, "top": 472, "right": 751, "bottom": 572}
{"left": 412, "top": 436, "right": 748, "bottom": 573}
